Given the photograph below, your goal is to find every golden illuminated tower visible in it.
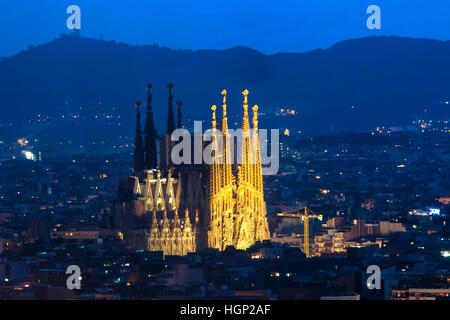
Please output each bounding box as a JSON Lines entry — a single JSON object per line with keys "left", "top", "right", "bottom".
{"left": 207, "top": 89, "right": 270, "bottom": 251}
{"left": 207, "top": 105, "right": 228, "bottom": 250}
{"left": 221, "top": 90, "right": 234, "bottom": 189}
{"left": 220, "top": 90, "right": 236, "bottom": 249}
{"left": 250, "top": 104, "right": 270, "bottom": 243}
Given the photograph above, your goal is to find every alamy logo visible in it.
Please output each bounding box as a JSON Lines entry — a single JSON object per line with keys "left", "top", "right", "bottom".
{"left": 366, "top": 5, "right": 381, "bottom": 30}
{"left": 66, "top": 5, "right": 81, "bottom": 30}
{"left": 366, "top": 265, "right": 381, "bottom": 290}
{"left": 66, "top": 265, "right": 81, "bottom": 290}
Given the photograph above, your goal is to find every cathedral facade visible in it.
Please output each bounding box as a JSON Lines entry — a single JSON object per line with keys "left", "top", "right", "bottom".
{"left": 207, "top": 89, "right": 270, "bottom": 251}
{"left": 112, "top": 85, "right": 269, "bottom": 256}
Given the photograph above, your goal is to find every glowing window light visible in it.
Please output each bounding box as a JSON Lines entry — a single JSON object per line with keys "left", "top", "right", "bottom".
{"left": 429, "top": 208, "right": 440, "bottom": 216}
{"left": 21, "top": 150, "right": 36, "bottom": 161}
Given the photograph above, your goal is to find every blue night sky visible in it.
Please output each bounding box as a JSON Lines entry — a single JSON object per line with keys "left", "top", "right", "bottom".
{"left": 0, "top": 0, "right": 449, "bottom": 57}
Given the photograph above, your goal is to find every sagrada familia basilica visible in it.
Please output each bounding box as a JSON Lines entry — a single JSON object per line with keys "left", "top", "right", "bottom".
{"left": 112, "top": 84, "right": 270, "bottom": 255}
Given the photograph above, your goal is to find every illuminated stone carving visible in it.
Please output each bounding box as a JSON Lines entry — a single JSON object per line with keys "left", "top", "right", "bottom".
{"left": 207, "top": 89, "right": 270, "bottom": 251}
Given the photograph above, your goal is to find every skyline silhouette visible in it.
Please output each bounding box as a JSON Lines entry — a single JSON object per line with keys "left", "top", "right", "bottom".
{"left": 1, "top": 0, "right": 450, "bottom": 57}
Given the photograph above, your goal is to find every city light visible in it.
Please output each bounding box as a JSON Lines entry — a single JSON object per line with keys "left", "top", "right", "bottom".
{"left": 17, "top": 138, "right": 28, "bottom": 146}
{"left": 21, "top": 150, "right": 36, "bottom": 161}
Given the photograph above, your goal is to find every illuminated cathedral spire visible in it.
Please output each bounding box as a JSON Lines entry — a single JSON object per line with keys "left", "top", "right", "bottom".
{"left": 143, "top": 84, "right": 158, "bottom": 169}
{"left": 238, "top": 89, "right": 252, "bottom": 185}
{"left": 207, "top": 89, "right": 269, "bottom": 251}
{"left": 209, "top": 105, "right": 222, "bottom": 196}
{"left": 241, "top": 89, "right": 250, "bottom": 131}
{"left": 211, "top": 104, "right": 217, "bottom": 129}
{"left": 221, "top": 89, "right": 233, "bottom": 187}
{"left": 133, "top": 101, "right": 145, "bottom": 174}
{"left": 252, "top": 104, "right": 263, "bottom": 192}
{"left": 184, "top": 208, "right": 192, "bottom": 230}
{"left": 221, "top": 90, "right": 229, "bottom": 132}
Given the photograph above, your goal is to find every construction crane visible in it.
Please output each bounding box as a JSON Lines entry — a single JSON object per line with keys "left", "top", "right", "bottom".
{"left": 277, "top": 207, "right": 323, "bottom": 258}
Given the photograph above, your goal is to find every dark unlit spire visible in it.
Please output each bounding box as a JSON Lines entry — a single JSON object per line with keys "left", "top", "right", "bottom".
{"left": 133, "top": 101, "right": 145, "bottom": 174}
{"left": 176, "top": 101, "right": 182, "bottom": 129}
{"left": 166, "top": 83, "right": 175, "bottom": 135}
{"left": 144, "top": 84, "right": 158, "bottom": 169}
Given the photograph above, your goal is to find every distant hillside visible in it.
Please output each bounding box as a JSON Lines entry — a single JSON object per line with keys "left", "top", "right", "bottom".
{"left": 0, "top": 35, "right": 449, "bottom": 135}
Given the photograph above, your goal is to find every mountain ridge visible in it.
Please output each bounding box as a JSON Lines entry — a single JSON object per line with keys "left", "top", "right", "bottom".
{"left": 0, "top": 35, "right": 449, "bottom": 135}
